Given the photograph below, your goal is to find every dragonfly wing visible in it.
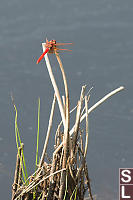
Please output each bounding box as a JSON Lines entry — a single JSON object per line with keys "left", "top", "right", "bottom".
{"left": 55, "top": 43, "right": 73, "bottom": 46}
{"left": 57, "top": 48, "right": 72, "bottom": 51}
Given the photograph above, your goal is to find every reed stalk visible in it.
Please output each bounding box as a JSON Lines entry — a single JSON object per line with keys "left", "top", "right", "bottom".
{"left": 35, "top": 97, "right": 40, "bottom": 170}
{"left": 84, "top": 96, "right": 89, "bottom": 158}
{"left": 53, "top": 86, "right": 124, "bottom": 156}
{"left": 42, "top": 43, "right": 66, "bottom": 127}
{"left": 55, "top": 51, "right": 70, "bottom": 199}
{"left": 39, "top": 94, "right": 56, "bottom": 167}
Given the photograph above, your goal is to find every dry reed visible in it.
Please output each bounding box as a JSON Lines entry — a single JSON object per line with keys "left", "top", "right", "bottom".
{"left": 11, "top": 42, "right": 124, "bottom": 200}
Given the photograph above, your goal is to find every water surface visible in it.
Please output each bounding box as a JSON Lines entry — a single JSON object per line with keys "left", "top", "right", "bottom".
{"left": 0, "top": 0, "right": 133, "bottom": 199}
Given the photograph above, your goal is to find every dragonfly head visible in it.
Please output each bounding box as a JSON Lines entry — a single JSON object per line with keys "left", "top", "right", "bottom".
{"left": 51, "top": 40, "right": 56, "bottom": 45}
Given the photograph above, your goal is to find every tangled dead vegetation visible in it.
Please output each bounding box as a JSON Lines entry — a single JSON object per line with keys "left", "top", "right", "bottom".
{"left": 11, "top": 42, "right": 124, "bottom": 200}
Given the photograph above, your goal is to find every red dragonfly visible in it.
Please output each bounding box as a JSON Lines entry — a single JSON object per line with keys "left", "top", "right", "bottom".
{"left": 36, "top": 39, "right": 72, "bottom": 64}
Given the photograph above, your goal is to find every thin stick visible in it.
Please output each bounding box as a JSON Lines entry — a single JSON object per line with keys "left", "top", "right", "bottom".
{"left": 42, "top": 43, "right": 65, "bottom": 127}
{"left": 62, "top": 95, "right": 66, "bottom": 112}
{"left": 18, "top": 144, "right": 23, "bottom": 187}
{"left": 70, "top": 86, "right": 93, "bottom": 115}
{"left": 12, "top": 147, "right": 21, "bottom": 200}
{"left": 72, "top": 100, "right": 81, "bottom": 152}
{"left": 23, "top": 168, "right": 66, "bottom": 195}
{"left": 55, "top": 86, "right": 92, "bottom": 136}
{"left": 55, "top": 121, "right": 62, "bottom": 147}
{"left": 35, "top": 98, "right": 40, "bottom": 169}
{"left": 81, "top": 95, "right": 90, "bottom": 116}
{"left": 14, "top": 168, "right": 66, "bottom": 200}
{"left": 84, "top": 96, "right": 88, "bottom": 158}
{"left": 84, "top": 163, "right": 93, "bottom": 200}
{"left": 47, "top": 154, "right": 57, "bottom": 200}
{"left": 55, "top": 51, "right": 69, "bottom": 101}
{"left": 71, "top": 86, "right": 124, "bottom": 136}
{"left": 53, "top": 86, "right": 124, "bottom": 155}
{"left": 55, "top": 52, "right": 70, "bottom": 199}
{"left": 39, "top": 94, "right": 56, "bottom": 167}
{"left": 73, "top": 85, "right": 86, "bottom": 153}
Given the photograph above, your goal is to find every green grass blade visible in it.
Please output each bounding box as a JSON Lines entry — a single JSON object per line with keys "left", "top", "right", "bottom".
{"left": 33, "top": 189, "right": 36, "bottom": 200}
{"left": 14, "top": 105, "right": 19, "bottom": 149}
{"left": 15, "top": 114, "right": 28, "bottom": 179}
{"left": 13, "top": 103, "right": 28, "bottom": 182}
{"left": 21, "top": 147, "right": 28, "bottom": 180}
{"left": 37, "top": 192, "right": 42, "bottom": 200}
{"left": 70, "top": 185, "right": 77, "bottom": 200}
{"left": 63, "top": 174, "right": 68, "bottom": 200}
{"left": 74, "top": 187, "right": 77, "bottom": 200}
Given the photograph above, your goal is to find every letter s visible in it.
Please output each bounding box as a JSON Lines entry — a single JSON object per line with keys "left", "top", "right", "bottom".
{"left": 121, "top": 170, "right": 131, "bottom": 183}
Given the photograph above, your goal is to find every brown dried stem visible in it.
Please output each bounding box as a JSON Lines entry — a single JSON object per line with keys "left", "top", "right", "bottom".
{"left": 55, "top": 51, "right": 70, "bottom": 199}
{"left": 84, "top": 96, "right": 89, "bottom": 158}
{"left": 42, "top": 43, "right": 65, "bottom": 127}
{"left": 39, "top": 94, "right": 56, "bottom": 167}
{"left": 12, "top": 147, "right": 22, "bottom": 200}
{"left": 53, "top": 86, "right": 124, "bottom": 156}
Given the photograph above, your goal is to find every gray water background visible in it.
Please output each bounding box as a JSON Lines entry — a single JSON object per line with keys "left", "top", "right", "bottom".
{"left": 0, "top": 0, "right": 133, "bottom": 199}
